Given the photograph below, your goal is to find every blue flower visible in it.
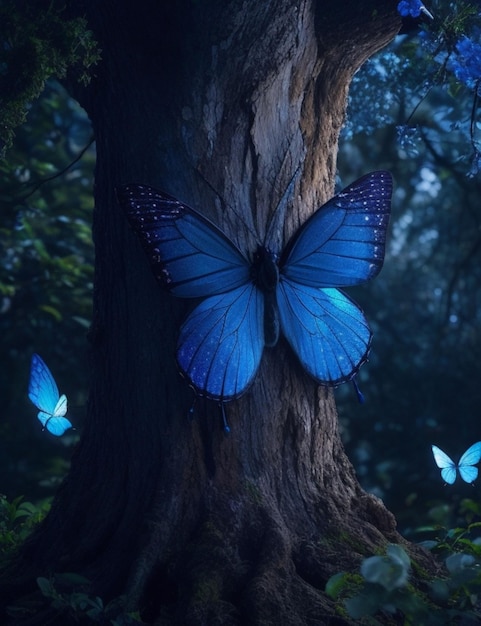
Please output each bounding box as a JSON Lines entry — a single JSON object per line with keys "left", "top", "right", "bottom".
{"left": 448, "top": 31, "right": 481, "bottom": 91}
{"left": 397, "top": 0, "right": 433, "bottom": 19}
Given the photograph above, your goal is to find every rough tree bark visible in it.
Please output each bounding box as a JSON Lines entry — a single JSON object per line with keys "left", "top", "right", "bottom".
{"left": 1, "top": 1, "right": 439, "bottom": 624}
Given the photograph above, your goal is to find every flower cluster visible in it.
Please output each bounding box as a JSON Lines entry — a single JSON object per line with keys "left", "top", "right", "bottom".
{"left": 397, "top": 0, "right": 432, "bottom": 19}
{"left": 448, "top": 30, "right": 481, "bottom": 93}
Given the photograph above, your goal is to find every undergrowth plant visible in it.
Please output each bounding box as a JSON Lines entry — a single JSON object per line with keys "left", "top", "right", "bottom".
{"left": 326, "top": 501, "right": 481, "bottom": 624}
{"left": 0, "top": 495, "right": 144, "bottom": 624}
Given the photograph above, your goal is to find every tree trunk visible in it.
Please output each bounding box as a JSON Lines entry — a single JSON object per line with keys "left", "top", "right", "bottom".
{"left": 1, "top": 1, "right": 437, "bottom": 624}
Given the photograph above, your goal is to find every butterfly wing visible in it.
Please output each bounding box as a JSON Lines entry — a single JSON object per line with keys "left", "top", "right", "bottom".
{"left": 281, "top": 171, "right": 392, "bottom": 287}
{"left": 177, "top": 284, "right": 264, "bottom": 400}
{"left": 29, "top": 355, "right": 72, "bottom": 436}
{"left": 458, "top": 442, "right": 481, "bottom": 483}
{"left": 117, "top": 184, "right": 250, "bottom": 297}
{"left": 431, "top": 445, "right": 457, "bottom": 484}
{"left": 276, "top": 281, "right": 371, "bottom": 384}
{"left": 29, "top": 354, "right": 61, "bottom": 415}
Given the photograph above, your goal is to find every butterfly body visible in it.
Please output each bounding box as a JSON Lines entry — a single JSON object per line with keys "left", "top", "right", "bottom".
{"left": 432, "top": 443, "right": 481, "bottom": 484}
{"left": 251, "top": 246, "right": 280, "bottom": 347}
{"left": 28, "top": 354, "right": 72, "bottom": 436}
{"left": 118, "top": 171, "right": 392, "bottom": 403}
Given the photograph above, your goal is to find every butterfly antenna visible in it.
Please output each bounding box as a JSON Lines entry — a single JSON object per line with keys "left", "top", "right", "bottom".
{"left": 220, "top": 403, "right": 231, "bottom": 434}
{"left": 264, "top": 163, "right": 302, "bottom": 253}
{"left": 194, "top": 168, "right": 258, "bottom": 242}
{"left": 352, "top": 378, "right": 365, "bottom": 404}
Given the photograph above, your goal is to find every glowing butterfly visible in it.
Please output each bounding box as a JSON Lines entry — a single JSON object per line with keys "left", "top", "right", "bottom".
{"left": 117, "top": 171, "right": 392, "bottom": 404}
{"left": 432, "top": 443, "right": 481, "bottom": 484}
{"left": 28, "top": 354, "right": 72, "bottom": 436}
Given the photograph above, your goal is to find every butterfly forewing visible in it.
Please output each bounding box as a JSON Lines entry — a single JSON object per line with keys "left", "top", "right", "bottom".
{"left": 118, "top": 185, "right": 250, "bottom": 298}
{"left": 176, "top": 284, "right": 265, "bottom": 400}
{"left": 29, "top": 354, "right": 61, "bottom": 415}
{"left": 281, "top": 171, "right": 392, "bottom": 288}
{"left": 458, "top": 442, "right": 481, "bottom": 466}
{"left": 277, "top": 282, "right": 371, "bottom": 384}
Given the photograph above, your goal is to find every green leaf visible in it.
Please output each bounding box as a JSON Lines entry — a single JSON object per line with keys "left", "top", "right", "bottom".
{"left": 345, "top": 591, "right": 381, "bottom": 619}
{"left": 325, "top": 572, "right": 349, "bottom": 599}
{"left": 446, "top": 553, "right": 475, "bottom": 574}
{"left": 37, "top": 577, "right": 55, "bottom": 598}
{"left": 361, "top": 544, "right": 410, "bottom": 591}
{"left": 39, "top": 304, "right": 63, "bottom": 321}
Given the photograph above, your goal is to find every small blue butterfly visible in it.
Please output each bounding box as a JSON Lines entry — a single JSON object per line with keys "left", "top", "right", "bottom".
{"left": 28, "top": 354, "right": 72, "bottom": 436}
{"left": 432, "top": 443, "right": 481, "bottom": 484}
{"left": 117, "top": 171, "right": 392, "bottom": 404}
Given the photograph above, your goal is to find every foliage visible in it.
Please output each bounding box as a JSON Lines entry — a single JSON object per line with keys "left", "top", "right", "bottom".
{"left": 0, "top": 496, "right": 143, "bottom": 623}
{"left": 326, "top": 521, "right": 481, "bottom": 624}
{"left": 0, "top": 494, "right": 50, "bottom": 558}
{"left": 0, "top": 0, "right": 100, "bottom": 157}
{"left": 34, "top": 574, "right": 144, "bottom": 625}
{"left": 348, "top": 0, "right": 481, "bottom": 173}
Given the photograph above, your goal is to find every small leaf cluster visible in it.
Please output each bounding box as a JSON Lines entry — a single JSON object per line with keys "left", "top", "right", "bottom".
{"left": 0, "top": 1, "right": 100, "bottom": 157}
{"left": 35, "top": 574, "right": 144, "bottom": 625}
{"left": 326, "top": 532, "right": 481, "bottom": 625}
{"left": 326, "top": 544, "right": 431, "bottom": 623}
{"left": 0, "top": 494, "right": 50, "bottom": 558}
{"left": 0, "top": 496, "right": 144, "bottom": 624}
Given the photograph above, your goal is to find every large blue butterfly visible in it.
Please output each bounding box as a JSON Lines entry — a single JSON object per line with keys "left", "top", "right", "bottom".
{"left": 117, "top": 171, "right": 392, "bottom": 403}
{"left": 432, "top": 443, "right": 481, "bottom": 484}
{"left": 28, "top": 353, "right": 72, "bottom": 436}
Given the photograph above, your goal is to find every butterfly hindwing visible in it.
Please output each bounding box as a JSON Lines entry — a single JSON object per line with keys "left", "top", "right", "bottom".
{"left": 38, "top": 405, "right": 71, "bottom": 436}
{"left": 277, "top": 281, "right": 371, "bottom": 384}
{"left": 281, "top": 171, "right": 392, "bottom": 288}
{"left": 117, "top": 185, "right": 250, "bottom": 297}
{"left": 177, "top": 284, "right": 264, "bottom": 400}
{"left": 28, "top": 354, "right": 72, "bottom": 436}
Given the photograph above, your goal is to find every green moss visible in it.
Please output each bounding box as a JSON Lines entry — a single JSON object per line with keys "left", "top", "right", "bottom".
{"left": 320, "top": 528, "right": 378, "bottom": 556}
{"left": 409, "top": 557, "right": 431, "bottom": 581}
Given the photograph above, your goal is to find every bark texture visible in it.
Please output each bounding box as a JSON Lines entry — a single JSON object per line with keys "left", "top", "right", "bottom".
{"left": 1, "top": 1, "right": 439, "bottom": 624}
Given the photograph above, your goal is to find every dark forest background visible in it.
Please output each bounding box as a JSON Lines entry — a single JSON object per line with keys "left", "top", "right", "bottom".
{"left": 2, "top": 24, "right": 481, "bottom": 538}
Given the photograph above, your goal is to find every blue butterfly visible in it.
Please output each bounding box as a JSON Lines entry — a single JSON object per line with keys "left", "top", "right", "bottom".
{"left": 28, "top": 354, "right": 72, "bottom": 436}
{"left": 117, "top": 171, "right": 392, "bottom": 403}
{"left": 432, "top": 443, "right": 481, "bottom": 484}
